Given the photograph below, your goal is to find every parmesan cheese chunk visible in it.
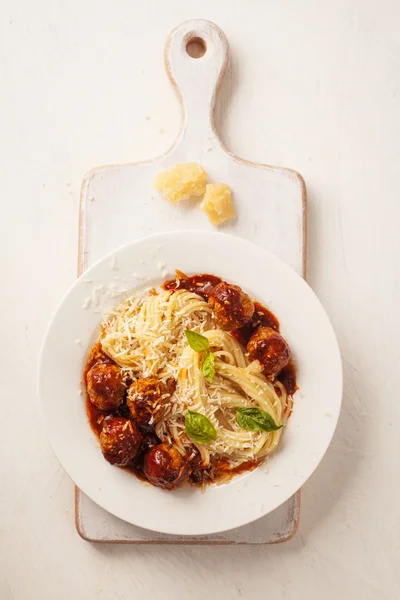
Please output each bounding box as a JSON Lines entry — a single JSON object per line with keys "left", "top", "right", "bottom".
{"left": 154, "top": 163, "right": 207, "bottom": 204}
{"left": 200, "top": 183, "right": 236, "bottom": 226}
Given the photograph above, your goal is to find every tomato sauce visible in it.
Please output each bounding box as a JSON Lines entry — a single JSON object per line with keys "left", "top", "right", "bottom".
{"left": 163, "top": 272, "right": 222, "bottom": 299}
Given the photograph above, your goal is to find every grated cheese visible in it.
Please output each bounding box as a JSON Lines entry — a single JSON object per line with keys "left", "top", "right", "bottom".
{"left": 93, "top": 287, "right": 288, "bottom": 467}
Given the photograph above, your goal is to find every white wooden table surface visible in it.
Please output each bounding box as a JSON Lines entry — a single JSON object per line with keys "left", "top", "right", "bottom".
{"left": 1, "top": 1, "right": 399, "bottom": 598}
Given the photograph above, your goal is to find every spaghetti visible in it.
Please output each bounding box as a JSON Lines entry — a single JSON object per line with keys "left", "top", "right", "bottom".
{"left": 84, "top": 275, "right": 296, "bottom": 488}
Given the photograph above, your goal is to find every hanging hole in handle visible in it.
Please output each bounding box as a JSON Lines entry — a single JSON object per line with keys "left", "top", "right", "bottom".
{"left": 186, "top": 36, "right": 207, "bottom": 59}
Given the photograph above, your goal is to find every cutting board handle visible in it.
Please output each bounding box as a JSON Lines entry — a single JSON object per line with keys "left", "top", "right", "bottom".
{"left": 165, "top": 19, "right": 229, "bottom": 148}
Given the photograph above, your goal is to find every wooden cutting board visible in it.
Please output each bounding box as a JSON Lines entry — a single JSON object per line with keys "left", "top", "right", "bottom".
{"left": 76, "top": 19, "right": 306, "bottom": 544}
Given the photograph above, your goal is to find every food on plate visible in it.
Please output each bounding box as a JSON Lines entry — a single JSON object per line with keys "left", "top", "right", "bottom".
{"left": 84, "top": 272, "right": 297, "bottom": 490}
{"left": 127, "top": 377, "right": 168, "bottom": 432}
{"left": 86, "top": 362, "right": 125, "bottom": 411}
{"left": 200, "top": 183, "right": 236, "bottom": 226}
{"left": 208, "top": 281, "right": 254, "bottom": 330}
{"left": 99, "top": 416, "right": 142, "bottom": 466}
{"left": 143, "top": 443, "right": 189, "bottom": 490}
{"left": 154, "top": 162, "right": 207, "bottom": 204}
{"left": 247, "top": 327, "right": 290, "bottom": 376}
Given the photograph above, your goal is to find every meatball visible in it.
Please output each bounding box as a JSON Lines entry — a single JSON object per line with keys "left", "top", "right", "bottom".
{"left": 208, "top": 282, "right": 255, "bottom": 331}
{"left": 127, "top": 377, "right": 167, "bottom": 431}
{"left": 143, "top": 443, "right": 189, "bottom": 490}
{"left": 247, "top": 327, "right": 290, "bottom": 376}
{"left": 100, "top": 416, "right": 142, "bottom": 466}
{"left": 87, "top": 362, "right": 125, "bottom": 411}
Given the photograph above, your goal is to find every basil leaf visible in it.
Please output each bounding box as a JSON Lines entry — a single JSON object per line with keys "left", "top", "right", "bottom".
{"left": 184, "top": 330, "right": 210, "bottom": 353}
{"left": 236, "top": 407, "right": 282, "bottom": 432}
{"left": 185, "top": 410, "right": 217, "bottom": 444}
{"left": 202, "top": 350, "right": 215, "bottom": 383}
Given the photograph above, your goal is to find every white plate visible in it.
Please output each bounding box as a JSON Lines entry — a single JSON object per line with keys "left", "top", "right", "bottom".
{"left": 39, "top": 231, "right": 342, "bottom": 535}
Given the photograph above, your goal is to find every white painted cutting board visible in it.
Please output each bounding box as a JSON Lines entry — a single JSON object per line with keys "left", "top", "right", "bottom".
{"left": 77, "top": 19, "right": 306, "bottom": 544}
